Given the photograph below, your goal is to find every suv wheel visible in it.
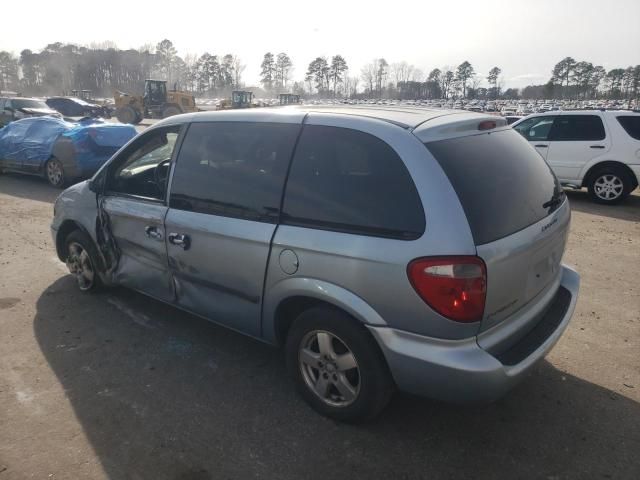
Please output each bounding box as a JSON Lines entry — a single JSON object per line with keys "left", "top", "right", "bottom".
{"left": 285, "top": 306, "right": 394, "bottom": 422}
{"left": 65, "top": 230, "right": 102, "bottom": 292}
{"left": 45, "top": 157, "right": 66, "bottom": 188}
{"left": 587, "top": 167, "right": 633, "bottom": 204}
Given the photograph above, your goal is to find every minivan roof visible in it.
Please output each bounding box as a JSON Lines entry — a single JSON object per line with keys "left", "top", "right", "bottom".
{"left": 292, "top": 105, "right": 465, "bottom": 128}
{"left": 156, "top": 105, "right": 508, "bottom": 142}
{"left": 291, "top": 105, "right": 490, "bottom": 129}
{"left": 162, "top": 105, "right": 495, "bottom": 130}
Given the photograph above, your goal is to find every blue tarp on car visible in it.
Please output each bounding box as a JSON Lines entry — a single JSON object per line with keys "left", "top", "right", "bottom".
{"left": 0, "top": 117, "right": 136, "bottom": 165}
{"left": 0, "top": 117, "right": 67, "bottom": 164}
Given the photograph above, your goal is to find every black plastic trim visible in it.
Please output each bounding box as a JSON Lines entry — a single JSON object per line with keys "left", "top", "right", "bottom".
{"left": 494, "top": 286, "right": 571, "bottom": 366}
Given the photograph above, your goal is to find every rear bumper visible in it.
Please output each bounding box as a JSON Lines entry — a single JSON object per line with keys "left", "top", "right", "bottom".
{"left": 369, "top": 265, "right": 580, "bottom": 403}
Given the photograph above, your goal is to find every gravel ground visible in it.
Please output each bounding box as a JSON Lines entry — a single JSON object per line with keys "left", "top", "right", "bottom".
{"left": 0, "top": 173, "right": 639, "bottom": 480}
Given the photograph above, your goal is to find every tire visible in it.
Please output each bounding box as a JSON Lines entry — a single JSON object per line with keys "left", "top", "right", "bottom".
{"left": 64, "top": 230, "right": 103, "bottom": 292}
{"left": 45, "top": 157, "right": 66, "bottom": 188}
{"left": 285, "top": 306, "right": 395, "bottom": 423}
{"left": 161, "top": 105, "right": 181, "bottom": 118}
{"left": 116, "top": 105, "right": 139, "bottom": 124}
{"left": 587, "top": 166, "right": 634, "bottom": 205}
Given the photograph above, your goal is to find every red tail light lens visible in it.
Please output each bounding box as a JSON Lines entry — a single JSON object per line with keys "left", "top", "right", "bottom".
{"left": 408, "top": 257, "right": 487, "bottom": 323}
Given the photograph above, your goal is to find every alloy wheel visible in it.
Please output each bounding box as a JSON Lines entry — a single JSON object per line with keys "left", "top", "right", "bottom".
{"left": 593, "top": 174, "right": 624, "bottom": 201}
{"left": 66, "top": 242, "right": 95, "bottom": 291}
{"left": 299, "top": 330, "right": 360, "bottom": 407}
{"left": 47, "top": 160, "right": 63, "bottom": 187}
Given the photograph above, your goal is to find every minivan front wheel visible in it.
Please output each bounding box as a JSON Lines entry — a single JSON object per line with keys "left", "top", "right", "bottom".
{"left": 587, "top": 167, "right": 633, "bottom": 204}
{"left": 65, "top": 230, "right": 102, "bottom": 292}
{"left": 286, "top": 306, "right": 394, "bottom": 422}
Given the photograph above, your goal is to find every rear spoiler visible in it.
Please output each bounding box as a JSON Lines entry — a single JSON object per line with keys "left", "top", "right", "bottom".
{"left": 412, "top": 112, "right": 509, "bottom": 143}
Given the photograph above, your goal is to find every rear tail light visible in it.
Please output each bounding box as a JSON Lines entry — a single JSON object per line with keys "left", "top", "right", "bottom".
{"left": 408, "top": 257, "right": 487, "bottom": 323}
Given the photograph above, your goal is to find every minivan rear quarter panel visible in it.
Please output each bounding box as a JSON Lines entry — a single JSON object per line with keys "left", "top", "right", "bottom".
{"left": 263, "top": 113, "right": 480, "bottom": 342}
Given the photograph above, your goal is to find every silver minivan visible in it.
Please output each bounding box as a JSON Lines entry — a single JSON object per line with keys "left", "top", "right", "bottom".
{"left": 51, "top": 106, "right": 580, "bottom": 422}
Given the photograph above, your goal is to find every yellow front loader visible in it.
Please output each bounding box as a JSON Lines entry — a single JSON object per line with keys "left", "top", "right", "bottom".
{"left": 114, "top": 79, "right": 197, "bottom": 124}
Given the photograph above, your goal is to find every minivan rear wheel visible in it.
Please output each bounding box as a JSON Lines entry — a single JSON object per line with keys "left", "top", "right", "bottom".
{"left": 285, "top": 306, "right": 394, "bottom": 422}
{"left": 587, "top": 166, "right": 633, "bottom": 204}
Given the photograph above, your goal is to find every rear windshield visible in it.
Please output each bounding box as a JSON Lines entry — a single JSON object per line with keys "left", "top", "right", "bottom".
{"left": 616, "top": 116, "right": 640, "bottom": 140}
{"left": 425, "top": 129, "right": 564, "bottom": 245}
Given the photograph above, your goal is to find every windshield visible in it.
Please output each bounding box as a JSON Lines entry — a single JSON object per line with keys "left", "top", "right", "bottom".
{"left": 13, "top": 99, "right": 49, "bottom": 109}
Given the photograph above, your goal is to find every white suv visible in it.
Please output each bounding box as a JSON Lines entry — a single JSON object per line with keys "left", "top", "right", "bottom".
{"left": 512, "top": 110, "right": 640, "bottom": 204}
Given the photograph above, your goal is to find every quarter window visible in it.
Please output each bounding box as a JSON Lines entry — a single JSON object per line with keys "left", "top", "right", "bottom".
{"left": 616, "top": 116, "right": 640, "bottom": 140}
{"left": 169, "top": 122, "right": 299, "bottom": 222}
{"left": 550, "top": 115, "right": 605, "bottom": 141}
{"left": 282, "top": 125, "right": 425, "bottom": 239}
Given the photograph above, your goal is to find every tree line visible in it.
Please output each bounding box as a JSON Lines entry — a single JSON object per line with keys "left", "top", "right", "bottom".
{"left": 0, "top": 40, "right": 246, "bottom": 97}
{"left": 534, "top": 57, "right": 640, "bottom": 101}
{"left": 0, "top": 41, "right": 638, "bottom": 101}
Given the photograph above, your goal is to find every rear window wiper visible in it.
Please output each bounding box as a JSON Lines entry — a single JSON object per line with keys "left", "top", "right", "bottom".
{"left": 543, "top": 195, "right": 564, "bottom": 211}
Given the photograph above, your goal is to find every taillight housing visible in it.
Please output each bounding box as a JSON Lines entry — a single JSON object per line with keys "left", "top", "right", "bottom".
{"left": 408, "top": 256, "right": 487, "bottom": 323}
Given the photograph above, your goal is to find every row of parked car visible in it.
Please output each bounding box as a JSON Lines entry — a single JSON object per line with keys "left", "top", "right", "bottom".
{"left": 0, "top": 95, "right": 112, "bottom": 128}
{"left": 324, "top": 97, "right": 639, "bottom": 113}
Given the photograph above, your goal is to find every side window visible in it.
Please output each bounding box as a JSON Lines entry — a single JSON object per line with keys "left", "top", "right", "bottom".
{"left": 550, "top": 115, "right": 605, "bottom": 141}
{"left": 513, "top": 116, "right": 555, "bottom": 141}
{"left": 282, "top": 125, "right": 425, "bottom": 239}
{"left": 106, "top": 126, "right": 180, "bottom": 200}
{"left": 169, "top": 122, "right": 299, "bottom": 222}
{"left": 616, "top": 116, "right": 640, "bottom": 140}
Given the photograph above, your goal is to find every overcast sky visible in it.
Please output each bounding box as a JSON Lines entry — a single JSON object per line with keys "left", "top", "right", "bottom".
{"left": 2, "top": 0, "right": 638, "bottom": 88}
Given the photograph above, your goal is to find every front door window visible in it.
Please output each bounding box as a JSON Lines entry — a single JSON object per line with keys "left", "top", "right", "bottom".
{"left": 106, "top": 127, "right": 180, "bottom": 200}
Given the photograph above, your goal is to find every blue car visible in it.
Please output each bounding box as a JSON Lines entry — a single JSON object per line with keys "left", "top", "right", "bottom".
{"left": 0, "top": 116, "right": 137, "bottom": 187}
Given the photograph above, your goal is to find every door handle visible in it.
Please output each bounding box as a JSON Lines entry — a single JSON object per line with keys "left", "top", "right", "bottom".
{"left": 144, "top": 225, "right": 163, "bottom": 240}
{"left": 168, "top": 233, "right": 191, "bottom": 250}
{"left": 590, "top": 145, "right": 605, "bottom": 149}
{"left": 535, "top": 144, "right": 548, "bottom": 148}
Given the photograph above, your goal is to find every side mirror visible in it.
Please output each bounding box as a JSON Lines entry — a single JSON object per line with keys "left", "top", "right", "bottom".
{"left": 88, "top": 171, "right": 105, "bottom": 193}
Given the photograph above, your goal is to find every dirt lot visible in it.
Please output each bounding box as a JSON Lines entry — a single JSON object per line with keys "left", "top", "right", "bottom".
{"left": 0, "top": 173, "right": 639, "bottom": 480}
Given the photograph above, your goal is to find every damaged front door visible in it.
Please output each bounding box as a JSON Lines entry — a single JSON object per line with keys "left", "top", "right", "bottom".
{"left": 99, "top": 125, "right": 182, "bottom": 301}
